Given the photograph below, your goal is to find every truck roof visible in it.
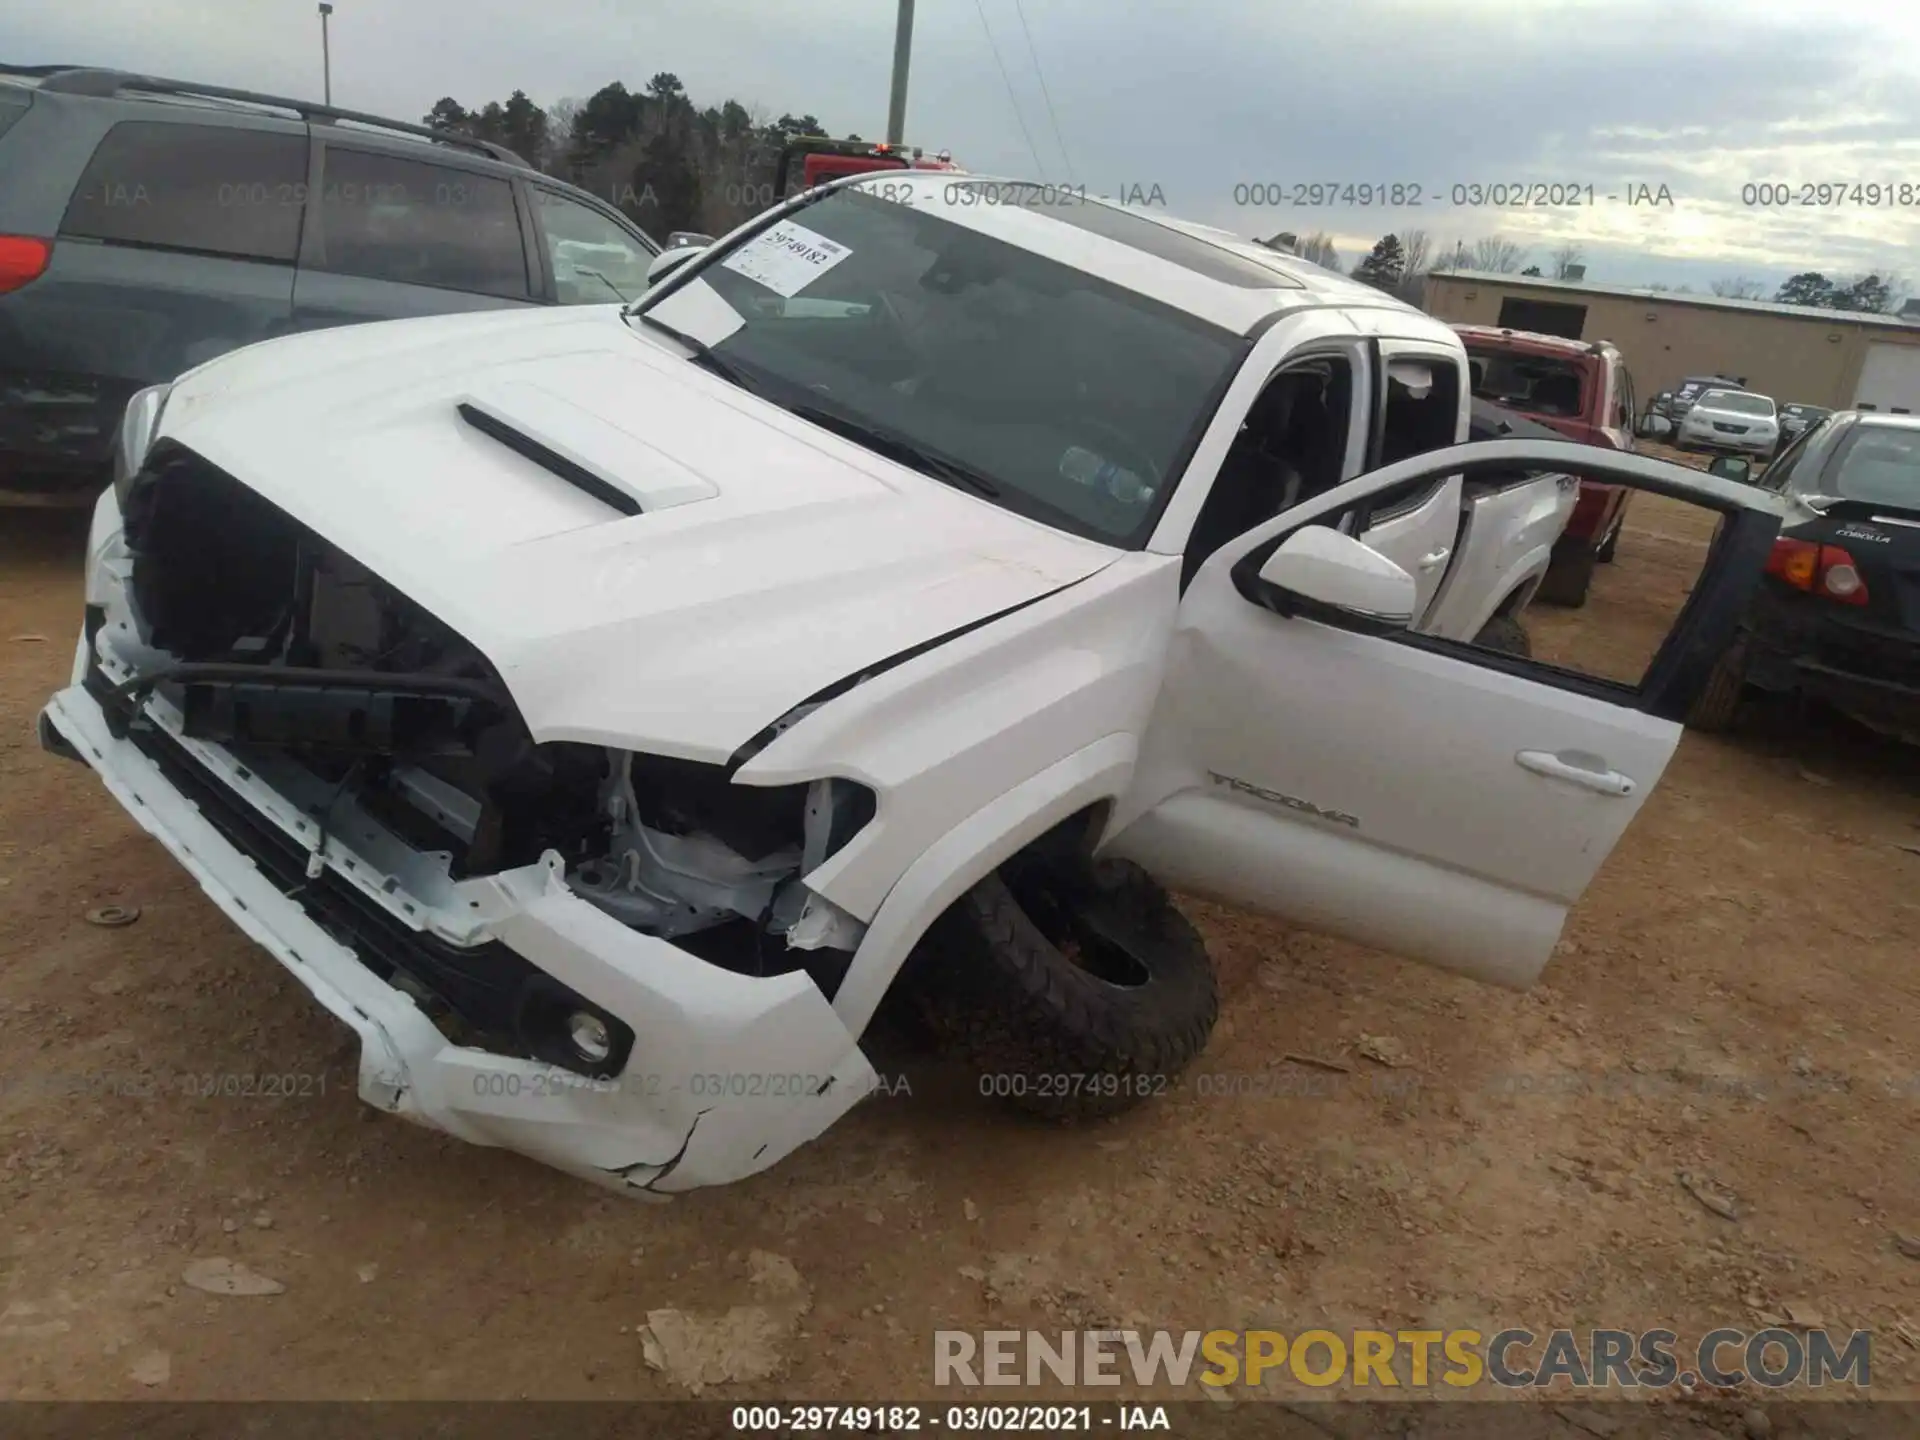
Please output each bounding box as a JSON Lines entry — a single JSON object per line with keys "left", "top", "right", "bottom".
{"left": 838, "top": 172, "right": 1454, "bottom": 343}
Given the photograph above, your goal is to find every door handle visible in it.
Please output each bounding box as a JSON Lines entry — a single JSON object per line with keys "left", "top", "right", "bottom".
{"left": 1418, "top": 547, "right": 1451, "bottom": 571}
{"left": 1516, "top": 749, "right": 1636, "bottom": 797}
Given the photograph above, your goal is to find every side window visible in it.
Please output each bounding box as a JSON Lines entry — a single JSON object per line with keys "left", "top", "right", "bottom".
{"left": 1182, "top": 357, "right": 1355, "bottom": 588}
{"left": 1376, "top": 358, "right": 1461, "bottom": 466}
{"left": 315, "top": 149, "right": 528, "bottom": 299}
{"left": 533, "top": 190, "right": 656, "bottom": 304}
{"left": 1757, "top": 431, "right": 1809, "bottom": 492}
{"left": 1758, "top": 417, "right": 1841, "bottom": 494}
{"left": 59, "top": 121, "right": 307, "bottom": 262}
{"left": 1352, "top": 356, "right": 1463, "bottom": 528}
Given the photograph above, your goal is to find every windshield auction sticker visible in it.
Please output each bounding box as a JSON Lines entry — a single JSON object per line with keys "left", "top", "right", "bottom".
{"left": 720, "top": 220, "right": 851, "bottom": 297}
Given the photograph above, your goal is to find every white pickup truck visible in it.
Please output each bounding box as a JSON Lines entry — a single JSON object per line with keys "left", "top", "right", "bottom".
{"left": 39, "top": 174, "right": 1782, "bottom": 1194}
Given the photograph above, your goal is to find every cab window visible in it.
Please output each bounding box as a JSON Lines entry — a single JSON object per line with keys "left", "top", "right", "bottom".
{"left": 534, "top": 189, "right": 656, "bottom": 304}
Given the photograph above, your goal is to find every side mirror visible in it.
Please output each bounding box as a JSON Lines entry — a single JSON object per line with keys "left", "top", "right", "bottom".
{"left": 1257, "top": 527, "right": 1417, "bottom": 624}
{"left": 1707, "top": 455, "right": 1754, "bottom": 484}
{"left": 664, "top": 230, "right": 716, "bottom": 251}
{"left": 646, "top": 245, "right": 707, "bottom": 286}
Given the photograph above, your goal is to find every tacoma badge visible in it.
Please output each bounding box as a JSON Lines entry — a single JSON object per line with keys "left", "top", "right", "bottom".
{"left": 1208, "top": 772, "right": 1360, "bottom": 828}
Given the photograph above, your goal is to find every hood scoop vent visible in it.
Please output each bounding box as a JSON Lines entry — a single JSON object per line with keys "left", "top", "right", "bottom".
{"left": 456, "top": 380, "right": 720, "bottom": 518}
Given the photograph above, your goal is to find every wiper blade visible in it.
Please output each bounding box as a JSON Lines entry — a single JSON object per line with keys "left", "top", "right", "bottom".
{"left": 631, "top": 311, "right": 756, "bottom": 390}
{"left": 572, "top": 265, "right": 632, "bottom": 303}
{"left": 788, "top": 404, "right": 1001, "bottom": 497}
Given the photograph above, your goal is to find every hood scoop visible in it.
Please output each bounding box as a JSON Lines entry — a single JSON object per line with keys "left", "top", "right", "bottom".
{"left": 456, "top": 379, "right": 719, "bottom": 517}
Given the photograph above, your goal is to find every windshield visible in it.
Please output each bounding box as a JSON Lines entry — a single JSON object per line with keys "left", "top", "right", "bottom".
{"left": 1463, "top": 347, "right": 1586, "bottom": 417}
{"left": 1824, "top": 426, "right": 1920, "bottom": 508}
{"left": 1699, "top": 389, "right": 1774, "bottom": 417}
{"left": 630, "top": 187, "right": 1243, "bottom": 545}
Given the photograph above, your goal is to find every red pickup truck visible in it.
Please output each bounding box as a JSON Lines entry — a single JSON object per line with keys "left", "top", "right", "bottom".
{"left": 1453, "top": 325, "right": 1638, "bottom": 607}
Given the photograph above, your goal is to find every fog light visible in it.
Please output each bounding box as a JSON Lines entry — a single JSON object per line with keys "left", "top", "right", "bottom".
{"left": 568, "top": 1011, "right": 613, "bottom": 1064}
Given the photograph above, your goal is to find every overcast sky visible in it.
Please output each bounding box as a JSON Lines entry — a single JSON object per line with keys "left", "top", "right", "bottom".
{"left": 7, "top": 0, "right": 1918, "bottom": 292}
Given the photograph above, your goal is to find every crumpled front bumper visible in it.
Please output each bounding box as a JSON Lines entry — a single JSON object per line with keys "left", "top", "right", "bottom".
{"left": 39, "top": 680, "right": 879, "bottom": 1195}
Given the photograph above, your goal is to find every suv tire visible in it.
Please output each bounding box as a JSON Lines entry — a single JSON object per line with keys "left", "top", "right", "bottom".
{"left": 909, "top": 857, "right": 1218, "bottom": 1119}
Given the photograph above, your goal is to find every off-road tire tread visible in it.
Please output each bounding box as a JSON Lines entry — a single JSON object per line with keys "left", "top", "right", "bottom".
{"left": 910, "top": 860, "right": 1218, "bottom": 1120}
{"left": 1474, "top": 615, "right": 1532, "bottom": 657}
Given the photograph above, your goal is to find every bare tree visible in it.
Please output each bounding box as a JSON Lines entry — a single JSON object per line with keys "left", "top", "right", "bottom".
{"left": 1709, "top": 276, "right": 1767, "bottom": 300}
{"left": 1398, "top": 228, "right": 1431, "bottom": 280}
{"left": 1297, "top": 231, "right": 1341, "bottom": 271}
{"left": 1549, "top": 242, "right": 1586, "bottom": 280}
{"left": 1470, "top": 236, "right": 1529, "bottom": 273}
{"left": 542, "top": 97, "right": 583, "bottom": 176}
{"left": 1390, "top": 228, "right": 1432, "bottom": 303}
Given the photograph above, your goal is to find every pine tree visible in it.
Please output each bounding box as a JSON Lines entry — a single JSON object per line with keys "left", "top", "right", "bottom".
{"left": 1352, "top": 234, "right": 1407, "bottom": 290}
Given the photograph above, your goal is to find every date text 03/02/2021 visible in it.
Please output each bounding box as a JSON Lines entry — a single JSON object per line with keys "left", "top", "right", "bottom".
{"left": 1229, "top": 181, "right": 1675, "bottom": 207}
{"left": 0, "top": 1071, "right": 331, "bottom": 1100}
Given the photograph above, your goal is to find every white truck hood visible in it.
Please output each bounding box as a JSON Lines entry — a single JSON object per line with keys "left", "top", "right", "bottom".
{"left": 155, "top": 307, "right": 1118, "bottom": 763}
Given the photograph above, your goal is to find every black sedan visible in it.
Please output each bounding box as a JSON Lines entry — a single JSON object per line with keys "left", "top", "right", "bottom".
{"left": 1690, "top": 411, "right": 1920, "bottom": 740}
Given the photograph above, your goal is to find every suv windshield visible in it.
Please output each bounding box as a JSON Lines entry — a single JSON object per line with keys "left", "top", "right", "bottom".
{"left": 1463, "top": 347, "right": 1587, "bottom": 417}
{"left": 1699, "top": 389, "right": 1774, "bottom": 417}
{"left": 1824, "top": 426, "right": 1920, "bottom": 508}
{"left": 630, "top": 187, "right": 1243, "bottom": 545}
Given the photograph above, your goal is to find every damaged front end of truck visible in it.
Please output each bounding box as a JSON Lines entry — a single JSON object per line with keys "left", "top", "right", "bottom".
{"left": 43, "top": 442, "right": 888, "bottom": 1193}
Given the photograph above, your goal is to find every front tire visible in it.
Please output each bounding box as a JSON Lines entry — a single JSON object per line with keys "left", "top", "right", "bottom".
{"left": 908, "top": 857, "right": 1219, "bottom": 1119}
{"left": 1474, "top": 614, "right": 1532, "bottom": 657}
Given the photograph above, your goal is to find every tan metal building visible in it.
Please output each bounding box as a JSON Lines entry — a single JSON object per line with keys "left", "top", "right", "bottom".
{"left": 1422, "top": 270, "right": 1920, "bottom": 414}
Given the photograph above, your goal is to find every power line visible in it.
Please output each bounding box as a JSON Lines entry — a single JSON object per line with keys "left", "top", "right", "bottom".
{"left": 970, "top": 0, "right": 1047, "bottom": 180}
{"left": 1007, "top": 0, "right": 1075, "bottom": 183}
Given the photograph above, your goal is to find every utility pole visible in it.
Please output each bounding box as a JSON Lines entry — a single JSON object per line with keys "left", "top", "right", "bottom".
{"left": 318, "top": 3, "right": 333, "bottom": 105}
{"left": 885, "top": 0, "right": 914, "bottom": 145}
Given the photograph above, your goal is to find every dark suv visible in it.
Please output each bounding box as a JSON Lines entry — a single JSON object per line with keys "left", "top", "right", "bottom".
{"left": 0, "top": 65, "right": 660, "bottom": 505}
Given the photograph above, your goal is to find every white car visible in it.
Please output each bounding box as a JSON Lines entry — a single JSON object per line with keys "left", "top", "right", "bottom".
{"left": 1679, "top": 387, "right": 1780, "bottom": 457}
{"left": 40, "top": 175, "right": 1782, "bottom": 1194}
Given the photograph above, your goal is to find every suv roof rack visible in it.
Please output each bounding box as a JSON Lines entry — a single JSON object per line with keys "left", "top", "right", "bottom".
{"left": 17, "top": 66, "right": 533, "bottom": 167}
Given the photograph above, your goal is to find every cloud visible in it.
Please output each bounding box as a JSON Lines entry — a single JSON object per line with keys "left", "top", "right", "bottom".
{"left": 3, "top": 0, "right": 1915, "bottom": 288}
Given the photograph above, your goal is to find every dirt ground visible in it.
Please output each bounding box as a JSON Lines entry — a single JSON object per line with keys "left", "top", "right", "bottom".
{"left": 1, "top": 484, "right": 1916, "bottom": 1417}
